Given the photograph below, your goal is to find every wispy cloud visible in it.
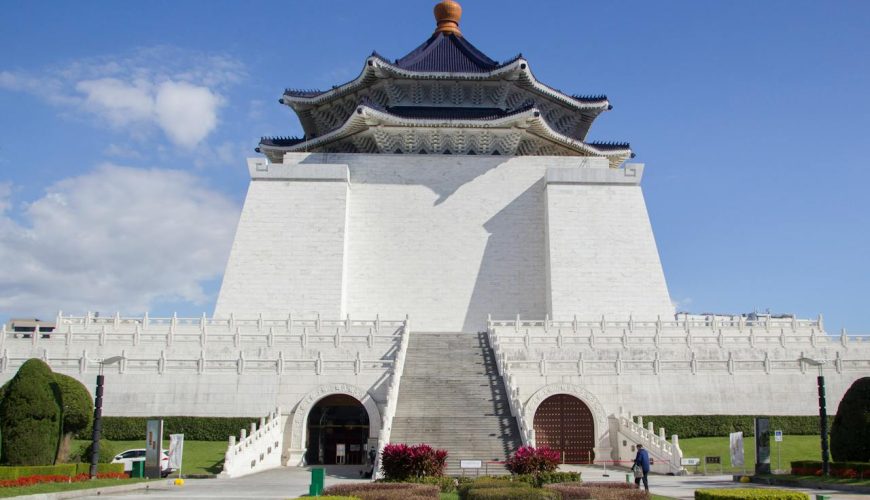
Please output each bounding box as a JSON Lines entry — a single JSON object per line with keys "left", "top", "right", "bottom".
{"left": 0, "top": 46, "right": 245, "bottom": 148}
{"left": 0, "top": 164, "right": 240, "bottom": 318}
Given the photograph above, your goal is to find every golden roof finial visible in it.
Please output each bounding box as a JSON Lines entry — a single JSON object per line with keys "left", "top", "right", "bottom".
{"left": 433, "top": 0, "right": 462, "bottom": 36}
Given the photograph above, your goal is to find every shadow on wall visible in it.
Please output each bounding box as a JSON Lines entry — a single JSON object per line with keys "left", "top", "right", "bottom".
{"left": 299, "top": 153, "right": 506, "bottom": 205}
{"left": 462, "top": 179, "right": 547, "bottom": 332}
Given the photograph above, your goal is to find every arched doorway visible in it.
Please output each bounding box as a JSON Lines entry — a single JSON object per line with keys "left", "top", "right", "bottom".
{"left": 305, "top": 394, "right": 370, "bottom": 465}
{"left": 533, "top": 394, "right": 595, "bottom": 464}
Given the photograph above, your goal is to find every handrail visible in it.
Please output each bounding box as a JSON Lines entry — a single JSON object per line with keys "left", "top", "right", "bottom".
{"left": 220, "top": 408, "right": 283, "bottom": 478}
{"left": 372, "top": 317, "right": 411, "bottom": 480}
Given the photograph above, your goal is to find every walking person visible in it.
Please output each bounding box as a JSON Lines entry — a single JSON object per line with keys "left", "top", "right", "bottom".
{"left": 633, "top": 444, "right": 650, "bottom": 491}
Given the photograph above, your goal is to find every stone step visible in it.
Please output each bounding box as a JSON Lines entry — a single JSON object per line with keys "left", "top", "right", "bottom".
{"left": 389, "top": 332, "right": 522, "bottom": 468}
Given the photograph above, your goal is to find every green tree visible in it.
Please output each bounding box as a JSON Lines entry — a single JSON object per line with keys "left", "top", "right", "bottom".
{"left": 830, "top": 377, "right": 870, "bottom": 462}
{"left": 0, "top": 359, "right": 61, "bottom": 465}
{"left": 53, "top": 373, "right": 94, "bottom": 463}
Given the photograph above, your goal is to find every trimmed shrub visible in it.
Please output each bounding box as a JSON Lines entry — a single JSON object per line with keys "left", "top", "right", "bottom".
{"left": 379, "top": 443, "right": 447, "bottom": 480}
{"left": 74, "top": 416, "right": 260, "bottom": 441}
{"left": 288, "top": 497, "right": 360, "bottom": 500}
{"left": 52, "top": 373, "right": 93, "bottom": 463}
{"left": 641, "top": 415, "right": 819, "bottom": 438}
{"left": 0, "top": 359, "right": 61, "bottom": 465}
{"left": 82, "top": 439, "right": 118, "bottom": 464}
{"left": 831, "top": 377, "right": 870, "bottom": 462}
{"left": 0, "top": 463, "right": 77, "bottom": 480}
{"left": 514, "top": 471, "right": 580, "bottom": 487}
{"left": 74, "top": 462, "right": 125, "bottom": 475}
{"left": 790, "top": 460, "right": 870, "bottom": 478}
{"left": 323, "top": 482, "right": 439, "bottom": 500}
{"left": 466, "top": 486, "right": 558, "bottom": 500}
{"left": 694, "top": 489, "right": 809, "bottom": 500}
{"left": 380, "top": 475, "right": 456, "bottom": 492}
{"left": 458, "top": 478, "right": 526, "bottom": 499}
{"left": 505, "top": 446, "right": 560, "bottom": 476}
{"left": 546, "top": 482, "right": 646, "bottom": 500}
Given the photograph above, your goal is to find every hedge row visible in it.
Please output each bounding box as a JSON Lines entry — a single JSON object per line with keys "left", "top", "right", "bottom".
{"left": 791, "top": 460, "right": 870, "bottom": 478}
{"left": 695, "top": 489, "right": 808, "bottom": 500}
{"left": 0, "top": 462, "right": 123, "bottom": 480}
{"left": 640, "top": 415, "right": 820, "bottom": 438}
{"left": 74, "top": 416, "right": 257, "bottom": 441}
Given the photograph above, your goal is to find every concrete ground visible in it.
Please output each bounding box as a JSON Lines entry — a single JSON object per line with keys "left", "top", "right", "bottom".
{"left": 71, "top": 464, "right": 870, "bottom": 500}
{"left": 564, "top": 464, "right": 870, "bottom": 500}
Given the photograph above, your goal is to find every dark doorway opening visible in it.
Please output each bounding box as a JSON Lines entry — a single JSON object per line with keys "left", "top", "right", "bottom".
{"left": 305, "top": 394, "right": 369, "bottom": 465}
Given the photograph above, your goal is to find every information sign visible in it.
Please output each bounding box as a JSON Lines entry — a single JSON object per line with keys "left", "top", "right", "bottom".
{"left": 460, "top": 460, "right": 482, "bottom": 469}
{"left": 681, "top": 458, "right": 701, "bottom": 466}
{"left": 774, "top": 430, "right": 783, "bottom": 442}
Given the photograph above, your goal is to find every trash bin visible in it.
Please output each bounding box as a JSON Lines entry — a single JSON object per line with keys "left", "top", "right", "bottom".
{"left": 131, "top": 461, "right": 145, "bottom": 478}
{"left": 309, "top": 468, "right": 325, "bottom": 496}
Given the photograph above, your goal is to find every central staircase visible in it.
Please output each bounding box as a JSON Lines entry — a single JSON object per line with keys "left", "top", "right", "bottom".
{"left": 389, "top": 332, "right": 522, "bottom": 475}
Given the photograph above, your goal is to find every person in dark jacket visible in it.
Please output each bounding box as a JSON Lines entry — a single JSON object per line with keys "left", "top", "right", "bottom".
{"left": 633, "top": 444, "right": 650, "bottom": 491}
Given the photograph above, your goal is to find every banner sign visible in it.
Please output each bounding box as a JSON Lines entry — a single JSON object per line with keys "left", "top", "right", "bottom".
{"left": 730, "top": 431, "right": 744, "bottom": 467}
{"left": 169, "top": 434, "right": 184, "bottom": 471}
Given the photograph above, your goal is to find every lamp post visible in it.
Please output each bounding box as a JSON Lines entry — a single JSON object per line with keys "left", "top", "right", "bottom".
{"left": 799, "top": 356, "right": 829, "bottom": 477}
{"left": 90, "top": 355, "right": 124, "bottom": 479}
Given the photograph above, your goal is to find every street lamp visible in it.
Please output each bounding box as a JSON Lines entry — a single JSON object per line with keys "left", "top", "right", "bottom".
{"left": 90, "top": 355, "right": 125, "bottom": 479}
{"left": 799, "top": 356, "right": 829, "bottom": 477}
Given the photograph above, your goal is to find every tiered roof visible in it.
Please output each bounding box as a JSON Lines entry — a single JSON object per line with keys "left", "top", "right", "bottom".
{"left": 260, "top": 1, "right": 632, "bottom": 166}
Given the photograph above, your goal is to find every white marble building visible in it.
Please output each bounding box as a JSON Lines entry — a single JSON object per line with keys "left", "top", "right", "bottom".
{"left": 2, "top": 0, "right": 868, "bottom": 477}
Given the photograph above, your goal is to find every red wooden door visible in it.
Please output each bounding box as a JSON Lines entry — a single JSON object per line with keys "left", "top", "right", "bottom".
{"left": 533, "top": 394, "right": 595, "bottom": 464}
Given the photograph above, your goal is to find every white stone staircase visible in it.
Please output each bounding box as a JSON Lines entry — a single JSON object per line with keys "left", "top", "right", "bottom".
{"left": 388, "top": 332, "right": 523, "bottom": 476}
{"left": 219, "top": 408, "right": 284, "bottom": 479}
{"left": 608, "top": 412, "right": 685, "bottom": 475}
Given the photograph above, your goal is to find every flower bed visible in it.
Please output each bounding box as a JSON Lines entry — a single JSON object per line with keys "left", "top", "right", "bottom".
{"left": 0, "top": 472, "right": 127, "bottom": 488}
{"left": 545, "top": 481, "right": 648, "bottom": 500}
{"left": 790, "top": 460, "right": 870, "bottom": 478}
{"left": 695, "top": 489, "right": 809, "bottom": 500}
{"left": 322, "top": 482, "right": 440, "bottom": 500}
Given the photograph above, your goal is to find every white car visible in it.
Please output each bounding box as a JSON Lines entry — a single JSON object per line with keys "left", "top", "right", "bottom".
{"left": 112, "top": 448, "right": 172, "bottom": 476}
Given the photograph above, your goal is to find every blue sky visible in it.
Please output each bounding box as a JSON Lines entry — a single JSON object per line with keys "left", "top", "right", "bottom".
{"left": 1, "top": 1, "right": 868, "bottom": 332}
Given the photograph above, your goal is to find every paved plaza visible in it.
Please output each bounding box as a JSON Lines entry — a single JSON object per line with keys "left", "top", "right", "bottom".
{"left": 68, "top": 465, "right": 870, "bottom": 500}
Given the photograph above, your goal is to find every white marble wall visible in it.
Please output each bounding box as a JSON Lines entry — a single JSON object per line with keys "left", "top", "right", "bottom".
{"left": 545, "top": 165, "right": 674, "bottom": 321}
{"left": 215, "top": 154, "right": 672, "bottom": 332}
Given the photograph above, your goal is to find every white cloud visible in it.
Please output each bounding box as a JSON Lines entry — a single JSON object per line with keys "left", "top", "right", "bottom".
{"left": 1, "top": 47, "right": 244, "bottom": 148}
{"left": 0, "top": 165, "right": 240, "bottom": 318}
{"left": 154, "top": 81, "right": 221, "bottom": 148}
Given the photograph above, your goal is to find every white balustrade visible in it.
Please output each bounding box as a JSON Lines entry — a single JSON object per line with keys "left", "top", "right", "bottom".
{"left": 373, "top": 317, "right": 411, "bottom": 480}
{"left": 220, "top": 408, "right": 284, "bottom": 478}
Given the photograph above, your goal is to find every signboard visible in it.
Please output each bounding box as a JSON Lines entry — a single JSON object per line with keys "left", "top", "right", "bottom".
{"left": 774, "top": 430, "right": 783, "bottom": 442}
{"left": 755, "top": 418, "right": 771, "bottom": 474}
{"left": 730, "top": 431, "right": 744, "bottom": 468}
{"left": 705, "top": 456, "right": 721, "bottom": 464}
{"left": 145, "top": 419, "right": 163, "bottom": 479}
{"left": 168, "top": 434, "right": 184, "bottom": 472}
{"left": 681, "top": 458, "right": 701, "bottom": 466}
{"left": 336, "top": 444, "right": 346, "bottom": 464}
{"left": 460, "top": 460, "right": 482, "bottom": 469}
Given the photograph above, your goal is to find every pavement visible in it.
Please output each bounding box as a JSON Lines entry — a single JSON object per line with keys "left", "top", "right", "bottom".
{"left": 64, "top": 464, "right": 870, "bottom": 500}
{"left": 561, "top": 464, "right": 870, "bottom": 500}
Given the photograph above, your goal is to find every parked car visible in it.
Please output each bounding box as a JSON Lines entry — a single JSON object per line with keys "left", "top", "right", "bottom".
{"left": 112, "top": 448, "right": 172, "bottom": 476}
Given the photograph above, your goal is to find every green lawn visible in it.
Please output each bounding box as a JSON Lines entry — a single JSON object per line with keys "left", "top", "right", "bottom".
{"left": 678, "top": 435, "right": 823, "bottom": 473}
{"left": 72, "top": 439, "right": 228, "bottom": 476}
{"left": 0, "top": 478, "right": 149, "bottom": 498}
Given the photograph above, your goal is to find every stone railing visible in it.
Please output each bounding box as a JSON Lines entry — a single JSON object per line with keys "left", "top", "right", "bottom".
{"left": 0, "top": 312, "right": 406, "bottom": 350}
{"left": 373, "top": 320, "right": 411, "bottom": 480}
{"left": 488, "top": 329, "right": 534, "bottom": 446}
{"left": 488, "top": 313, "right": 825, "bottom": 335}
{"left": 612, "top": 413, "right": 684, "bottom": 475}
{"left": 0, "top": 348, "right": 397, "bottom": 376}
{"left": 220, "top": 408, "right": 283, "bottom": 479}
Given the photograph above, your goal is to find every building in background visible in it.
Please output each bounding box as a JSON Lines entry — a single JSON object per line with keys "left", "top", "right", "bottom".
{"left": 2, "top": 1, "right": 868, "bottom": 477}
